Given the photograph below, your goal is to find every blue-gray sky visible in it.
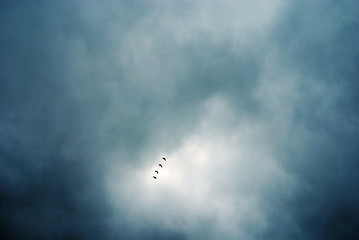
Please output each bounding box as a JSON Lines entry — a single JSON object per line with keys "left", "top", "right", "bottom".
{"left": 1, "top": 0, "right": 359, "bottom": 239}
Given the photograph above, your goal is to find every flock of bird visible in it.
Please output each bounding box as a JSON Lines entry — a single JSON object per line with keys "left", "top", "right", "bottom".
{"left": 153, "top": 157, "right": 166, "bottom": 179}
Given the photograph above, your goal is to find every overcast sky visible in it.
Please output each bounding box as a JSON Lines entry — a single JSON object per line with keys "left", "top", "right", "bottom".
{"left": 1, "top": 0, "right": 359, "bottom": 239}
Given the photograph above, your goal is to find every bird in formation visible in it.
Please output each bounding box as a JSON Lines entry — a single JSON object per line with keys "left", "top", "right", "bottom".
{"left": 153, "top": 157, "right": 167, "bottom": 180}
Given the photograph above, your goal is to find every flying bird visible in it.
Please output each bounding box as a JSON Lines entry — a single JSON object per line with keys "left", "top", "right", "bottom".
{"left": 155, "top": 170, "right": 159, "bottom": 174}
{"left": 159, "top": 163, "right": 163, "bottom": 168}
{"left": 153, "top": 176, "right": 157, "bottom": 179}
{"left": 162, "top": 157, "right": 166, "bottom": 161}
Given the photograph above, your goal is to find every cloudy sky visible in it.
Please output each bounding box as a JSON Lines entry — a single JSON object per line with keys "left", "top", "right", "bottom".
{"left": 1, "top": 0, "right": 359, "bottom": 239}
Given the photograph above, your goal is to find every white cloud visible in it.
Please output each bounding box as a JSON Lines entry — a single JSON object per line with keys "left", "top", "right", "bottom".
{"left": 106, "top": 94, "right": 296, "bottom": 239}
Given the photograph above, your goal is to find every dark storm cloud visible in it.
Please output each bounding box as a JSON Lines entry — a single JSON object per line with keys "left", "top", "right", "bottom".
{"left": 1, "top": 0, "right": 359, "bottom": 239}
{"left": 0, "top": 3, "right": 111, "bottom": 239}
{"left": 257, "top": 2, "right": 359, "bottom": 239}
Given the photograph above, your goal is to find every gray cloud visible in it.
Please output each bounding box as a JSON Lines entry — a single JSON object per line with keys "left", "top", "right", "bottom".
{"left": 1, "top": 0, "right": 359, "bottom": 239}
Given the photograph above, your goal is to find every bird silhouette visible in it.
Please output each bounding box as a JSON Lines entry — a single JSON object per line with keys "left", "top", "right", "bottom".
{"left": 162, "top": 157, "right": 166, "bottom": 161}
{"left": 159, "top": 163, "right": 163, "bottom": 168}
{"left": 155, "top": 170, "right": 159, "bottom": 174}
{"left": 153, "top": 176, "right": 157, "bottom": 179}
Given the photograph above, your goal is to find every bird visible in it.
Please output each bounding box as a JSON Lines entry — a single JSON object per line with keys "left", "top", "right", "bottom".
{"left": 155, "top": 170, "right": 159, "bottom": 174}
{"left": 159, "top": 163, "right": 163, "bottom": 168}
{"left": 162, "top": 157, "right": 166, "bottom": 161}
{"left": 153, "top": 176, "right": 157, "bottom": 179}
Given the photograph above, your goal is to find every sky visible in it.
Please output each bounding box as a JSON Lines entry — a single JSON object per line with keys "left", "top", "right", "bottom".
{"left": 1, "top": 0, "right": 359, "bottom": 239}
